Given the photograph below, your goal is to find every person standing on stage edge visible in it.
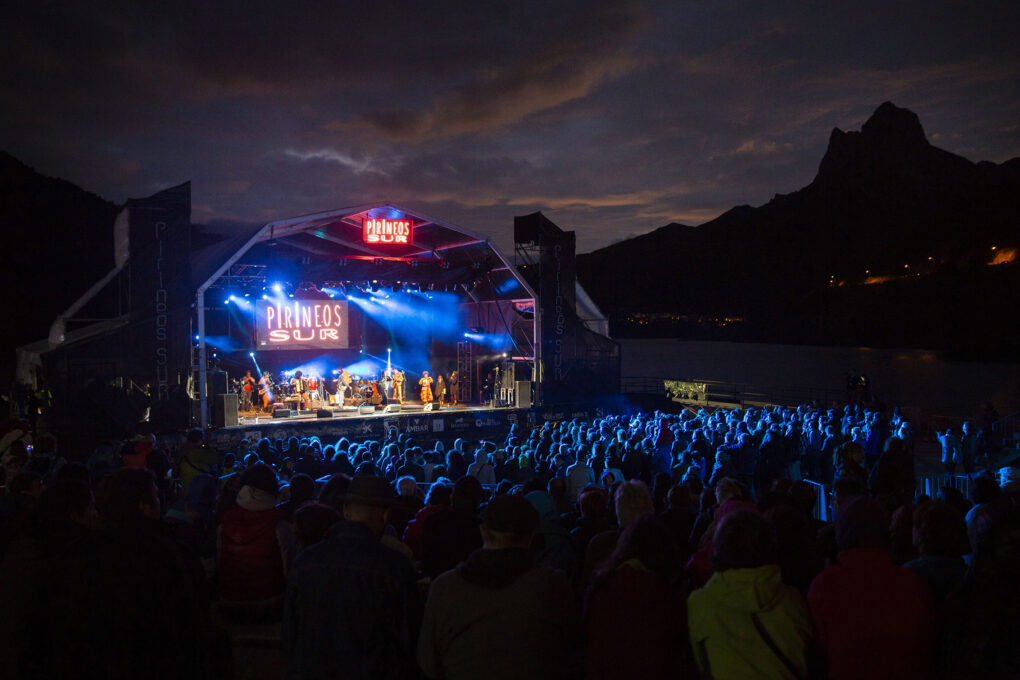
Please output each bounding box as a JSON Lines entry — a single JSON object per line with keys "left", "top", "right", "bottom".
{"left": 241, "top": 370, "right": 256, "bottom": 412}
{"left": 393, "top": 369, "right": 405, "bottom": 404}
{"left": 449, "top": 370, "right": 459, "bottom": 406}
{"left": 436, "top": 374, "right": 447, "bottom": 407}
{"left": 420, "top": 371, "right": 434, "bottom": 405}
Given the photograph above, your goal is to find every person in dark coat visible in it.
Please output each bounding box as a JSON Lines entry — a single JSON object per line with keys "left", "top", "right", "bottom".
{"left": 42, "top": 468, "right": 221, "bottom": 679}
{"left": 418, "top": 494, "right": 579, "bottom": 680}
{"left": 420, "top": 476, "right": 484, "bottom": 579}
{"left": 284, "top": 475, "right": 419, "bottom": 680}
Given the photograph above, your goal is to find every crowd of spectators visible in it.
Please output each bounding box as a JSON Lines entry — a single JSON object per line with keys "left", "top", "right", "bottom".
{"left": 0, "top": 403, "right": 1017, "bottom": 679}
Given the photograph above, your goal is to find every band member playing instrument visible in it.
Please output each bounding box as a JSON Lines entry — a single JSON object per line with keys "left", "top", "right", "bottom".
{"left": 419, "top": 370, "right": 434, "bottom": 404}
{"left": 340, "top": 369, "right": 353, "bottom": 403}
{"left": 380, "top": 369, "right": 393, "bottom": 400}
{"left": 449, "top": 370, "right": 459, "bottom": 406}
{"left": 436, "top": 374, "right": 446, "bottom": 407}
{"left": 292, "top": 370, "right": 310, "bottom": 410}
{"left": 240, "top": 370, "right": 257, "bottom": 411}
{"left": 259, "top": 372, "right": 274, "bottom": 411}
{"left": 392, "top": 369, "right": 405, "bottom": 403}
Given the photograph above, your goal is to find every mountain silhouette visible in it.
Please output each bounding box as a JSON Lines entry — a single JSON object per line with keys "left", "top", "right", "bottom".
{"left": 576, "top": 102, "right": 1020, "bottom": 355}
{"left": 0, "top": 152, "right": 119, "bottom": 381}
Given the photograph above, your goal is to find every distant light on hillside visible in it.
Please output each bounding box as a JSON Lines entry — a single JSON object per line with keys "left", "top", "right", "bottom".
{"left": 989, "top": 248, "right": 1016, "bottom": 266}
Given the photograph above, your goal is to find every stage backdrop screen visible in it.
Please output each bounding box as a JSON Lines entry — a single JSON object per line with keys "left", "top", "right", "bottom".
{"left": 255, "top": 299, "right": 350, "bottom": 350}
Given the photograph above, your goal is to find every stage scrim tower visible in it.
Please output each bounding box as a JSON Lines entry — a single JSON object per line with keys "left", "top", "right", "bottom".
{"left": 514, "top": 212, "right": 620, "bottom": 405}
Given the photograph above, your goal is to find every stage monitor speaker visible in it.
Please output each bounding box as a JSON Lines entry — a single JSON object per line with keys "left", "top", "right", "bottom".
{"left": 316, "top": 409, "right": 333, "bottom": 419}
{"left": 424, "top": 402, "right": 440, "bottom": 412}
{"left": 207, "top": 371, "right": 228, "bottom": 399}
{"left": 384, "top": 404, "right": 402, "bottom": 413}
{"left": 515, "top": 381, "right": 532, "bottom": 409}
{"left": 213, "top": 393, "right": 238, "bottom": 428}
{"left": 272, "top": 408, "right": 291, "bottom": 419}
{"left": 358, "top": 404, "right": 375, "bottom": 415}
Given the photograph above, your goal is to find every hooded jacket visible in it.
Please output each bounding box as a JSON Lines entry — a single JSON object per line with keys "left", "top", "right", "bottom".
{"left": 218, "top": 485, "right": 290, "bottom": 602}
{"left": 418, "top": 547, "right": 578, "bottom": 680}
{"left": 688, "top": 564, "right": 814, "bottom": 680}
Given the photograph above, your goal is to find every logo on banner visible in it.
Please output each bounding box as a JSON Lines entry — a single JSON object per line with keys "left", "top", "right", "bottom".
{"left": 363, "top": 218, "right": 412, "bottom": 245}
{"left": 432, "top": 419, "right": 445, "bottom": 433}
{"left": 450, "top": 417, "right": 471, "bottom": 432}
{"left": 405, "top": 418, "right": 430, "bottom": 434}
{"left": 475, "top": 417, "right": 501, "bottom": 428}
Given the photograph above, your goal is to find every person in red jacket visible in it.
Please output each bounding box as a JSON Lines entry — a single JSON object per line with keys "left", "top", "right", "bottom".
{"left": 218, "top": 464, "right": 296, "bottom": 616}
{"left": 808, "top": 495, "right": 935, "bottom": 680}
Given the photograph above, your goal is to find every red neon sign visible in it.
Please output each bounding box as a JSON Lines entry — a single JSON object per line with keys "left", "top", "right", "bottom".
{"left": 363, "top": 218, "right": 412, "bottom": 245}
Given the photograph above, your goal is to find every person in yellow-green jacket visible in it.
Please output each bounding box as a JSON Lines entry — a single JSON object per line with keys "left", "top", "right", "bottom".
{"left": 687, "top": 508, "right": 818, "bottom": 680}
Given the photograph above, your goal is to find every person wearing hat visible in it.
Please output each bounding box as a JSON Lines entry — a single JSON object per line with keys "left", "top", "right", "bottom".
{"left": 284, "top": 475, "right": 419, "bottom": 679}
{"left": 418, "top": 494, "right": 579, "bottom": 680}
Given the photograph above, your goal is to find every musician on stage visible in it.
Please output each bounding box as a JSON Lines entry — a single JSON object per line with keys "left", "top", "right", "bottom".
{"left": 240, "top": 370, "right": 257, "bottom": 411}
{"left": 380, "top": 369, "right": 393, "bottom": 400}
{"left": 340, "top": 369, "right": 353, "bottom": 403}
{"left": 292, "top": 370, "right": 310, "bottom": 410}
{"left": 419, "top": 370, "right": 434, "bottom": 405}
{"left": 259, "top": 372, "right": 274, "bottom": 411}
{"left": 436, "top": 374, "right": 447, "bottom": 407}
{"left": 392, "top": 369, "right": 405, "bottom": 404}
{"left": 449, "top": 370, "right": 459, "bottom": 406}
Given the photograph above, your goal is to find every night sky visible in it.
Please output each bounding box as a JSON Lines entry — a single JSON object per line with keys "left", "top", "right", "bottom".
{"left": 2, "top": 1, "right": 1018, "bottom": 254}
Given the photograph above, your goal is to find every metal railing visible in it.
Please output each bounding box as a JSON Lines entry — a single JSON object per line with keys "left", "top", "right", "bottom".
{"left": 992, "top": 410, "right": 1020, "bottom": 448}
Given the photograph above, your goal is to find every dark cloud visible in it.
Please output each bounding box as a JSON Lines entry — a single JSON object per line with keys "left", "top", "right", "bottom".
{"left": 1, "top": 0, "right": 1018, "bottom": 254}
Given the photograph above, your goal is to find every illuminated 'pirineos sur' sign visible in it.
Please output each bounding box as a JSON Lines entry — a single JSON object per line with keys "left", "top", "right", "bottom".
{"left": 364, "top": 218, "right": 412, "bottom": 245}
{"left": 255, "top": 299, "right": 350, "bottom": 350}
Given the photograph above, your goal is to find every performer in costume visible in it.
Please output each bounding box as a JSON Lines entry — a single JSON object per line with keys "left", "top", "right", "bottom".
{"left": 240, "top": 370, "right": 257, "bottom": 411}
{"left": 419, "top": 371, "right": 434, "bottom": 404}
{"left": 449, "top": 370, "right": 459, "bottom": 406}
{"left": 291, "top": 371, "right": 310, "bottom": 410}
{"left": 259, "top": 372, "right": 274, "bottom": 411}
{"left": 392, "top": 369, "right": 405, "bottom": 403}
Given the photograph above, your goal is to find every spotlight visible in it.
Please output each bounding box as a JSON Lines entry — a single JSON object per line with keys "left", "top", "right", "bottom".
{"left": 224, "top": 298, "right": 231, "bottom": 304}
{"left": 272, "top": 283, "right": 283, "bottom": 293}
{"left": 249, "top": 352, "right": 254, "bottom": 357}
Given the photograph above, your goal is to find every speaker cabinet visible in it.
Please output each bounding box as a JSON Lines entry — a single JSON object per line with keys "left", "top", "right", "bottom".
{"left": 424, "top": 402, "right": 439, "bottom": 412}
{"left": 272, "top": 408, "right": 291, "bottom": 419}
{"left": 316, "top": 409, "right": 333, "bottom": 419}
{"left": 515, "top": 381, "right": 532, "bottom": 409}
{"left": 383, "top": 404, "right": 402, "bottom": 413}
{"left": 358, "top": 404, "right": 375, "bottom": 415}
{"left": 207, "top": 371, "right": 229, "bottom": 400}
{"left": 213, "top": 393, "right": 238, "bottom": 428}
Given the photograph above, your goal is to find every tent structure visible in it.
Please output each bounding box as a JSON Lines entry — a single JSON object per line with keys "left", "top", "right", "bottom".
{"left": 191, "top": 202, "right": 541, "bottom": 427}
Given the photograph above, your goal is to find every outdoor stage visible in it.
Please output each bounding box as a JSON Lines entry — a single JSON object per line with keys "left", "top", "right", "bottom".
{"left": 203, "top": 400, "right": 607, "bottom": 451}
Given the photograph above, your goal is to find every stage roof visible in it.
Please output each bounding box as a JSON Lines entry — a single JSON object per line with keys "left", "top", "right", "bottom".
{"left": 195, "top": 202, "right": 535, "bottom": 303}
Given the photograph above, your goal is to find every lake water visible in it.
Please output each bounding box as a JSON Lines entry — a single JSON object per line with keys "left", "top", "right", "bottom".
{"left": 618, "top": 339, "right": 1020, "bottom": 419}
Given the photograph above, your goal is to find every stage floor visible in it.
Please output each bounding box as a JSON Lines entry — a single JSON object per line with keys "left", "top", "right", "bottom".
{"left": 205, "top": 401, "right": 531, "bottom": 450}
{"left": 232, "top": 402, "right": 497, "bottom": 428}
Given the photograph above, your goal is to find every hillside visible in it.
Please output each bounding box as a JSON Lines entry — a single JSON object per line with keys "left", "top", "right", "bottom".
{"left": 0, "top": 152, "right": 120, "bottom": 382}
{"left": 577, "top": 103, "right": 1020, "bottom": 357}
